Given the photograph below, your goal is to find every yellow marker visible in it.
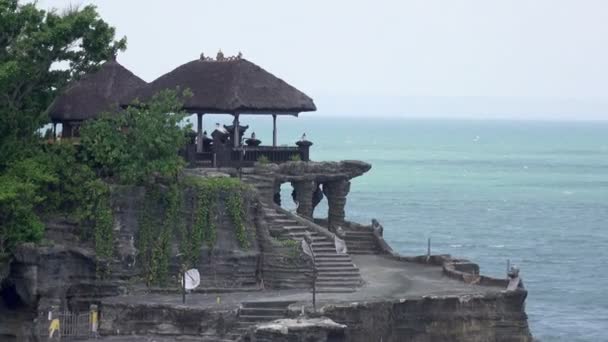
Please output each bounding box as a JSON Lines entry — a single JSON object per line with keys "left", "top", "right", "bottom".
{"left": 48, "top": 318, "right": 60, "bottom": 338}
{"left": 216, "top": 296, "right": 221, "bottom": 304}
{"left": 90, "top": 310, "right": 98, "bottom": 333}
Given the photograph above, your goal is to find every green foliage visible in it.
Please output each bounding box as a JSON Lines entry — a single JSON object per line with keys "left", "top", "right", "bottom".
{"left": 0, "top": 171, "right": 46, "bottom": 255}
{"left": 289, "top": 154, "right": 301, "bottom": 162}
{"left": 87, "top": 180, "right": 113, "bottom": 277}
{"left": 226, "top": 191, "right": 249, "bottom": 249}
{"left": 279, "top": 238, "right": 300, "bottom": 258}
{"left": 181, "top": 177, "right": 250, "bottom": 264}
{"left": 0, "top": 0, "right": 123, "bottom": 256}
{"left": 0, "top": 150, "right": 59, "bottom": 254}
{"left": 80, "top": 89, "right": 192, "bottom": 184}
{"left": 0, "top": 141, "right": 114, "bottom": 260}
{"left": 0, "top": 0, "right": 125, "bottom": 169}
{"left": 137, "top": 183, "right": 181, "bottom": 286}
{"left": 256, "top": 155, "right": 270, "bottom": 164}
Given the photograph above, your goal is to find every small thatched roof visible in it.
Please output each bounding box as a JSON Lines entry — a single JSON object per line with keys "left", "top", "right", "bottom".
{"left": 126, "top": 55, "right": 316, "bottom": 115}
{"left": 49, "top": 58, "right": 146, "bottom": 122}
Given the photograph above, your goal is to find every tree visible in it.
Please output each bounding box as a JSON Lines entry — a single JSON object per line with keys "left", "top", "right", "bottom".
{"left": 0, "top": 1, "right": 125, "bottom": 256}
{"left": 80, "top": 89, "right": 192, "bottom": 184}
{"left": 0, "top": 0, "right": 126, "bottom": 168}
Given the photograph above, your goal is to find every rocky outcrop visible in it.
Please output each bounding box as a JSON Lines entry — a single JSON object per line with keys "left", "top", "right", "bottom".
{"left": 317, "top": 291, "right": 531, "bottom": 342}
{"left": 99, "top": 302, "right": 239, "bottom": 340}
{"left": 252, "top": 317, "right": 347, "bottom": 342}
{"left": 2, "top": 243, "right": 124, "bottom": 308}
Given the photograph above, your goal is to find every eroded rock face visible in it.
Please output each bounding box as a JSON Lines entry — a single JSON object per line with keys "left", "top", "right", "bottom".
{"left": 99, "top": 302, "right": 238, "bottom": 338}
{"left": 319, "top": 292, "right": 532, "bottom": 342}
{"left": 4, "top": 244, "right": 98, "bottom": 307}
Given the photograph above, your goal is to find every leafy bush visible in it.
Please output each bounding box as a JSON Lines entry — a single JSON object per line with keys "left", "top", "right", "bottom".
{"left": 80, "top": 89, "right": 192, "bottom": 184}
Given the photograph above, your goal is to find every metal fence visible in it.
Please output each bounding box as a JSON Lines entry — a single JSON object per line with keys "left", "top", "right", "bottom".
{"left": 37, "top": 306, "right": 98, "bottom": 341}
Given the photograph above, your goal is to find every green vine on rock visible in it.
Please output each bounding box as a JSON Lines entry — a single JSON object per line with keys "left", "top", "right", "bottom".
{"left": 227, "top": 191, "right": 248, "bottom": 249}
{"left": 138, "top": 184, "right": 175, "bottom": 286}
{"left": 136, "top": 177, "right": 251, "bottom": 285}
{"left": 79, "top": 179, "right": 114, "bottom": 278}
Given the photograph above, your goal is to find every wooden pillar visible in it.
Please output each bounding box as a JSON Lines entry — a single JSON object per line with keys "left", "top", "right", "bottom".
{"left": 196, "top": 113, "right": 203, "bottom": 152}
{"left": 233, "top": 114, "right": 240, "bottom": 147}
{"left": 272, "top": 114, "right": 277, "bottom": 147}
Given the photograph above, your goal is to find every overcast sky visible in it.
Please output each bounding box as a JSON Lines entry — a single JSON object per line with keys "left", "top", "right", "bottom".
{"left": 36, "top": 0, "right": 608, "bottom": 119}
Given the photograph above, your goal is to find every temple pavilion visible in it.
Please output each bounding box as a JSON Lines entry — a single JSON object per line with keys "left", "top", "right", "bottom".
{"left": 126, "top": 51, "right": 316, "bottom": 167}
{"left": 48, "top": 56, "right": 146, "bottom": 138}
{"left": 49, "top": 51, "right": 316, "bottom": 167}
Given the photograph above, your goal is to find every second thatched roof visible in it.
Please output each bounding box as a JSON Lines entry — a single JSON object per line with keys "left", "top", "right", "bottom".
{"left": 49, "top": 58, "right": 146, "bottom": 122}
{"left": 126, "top": 55, "right": 316, "bottom": 115}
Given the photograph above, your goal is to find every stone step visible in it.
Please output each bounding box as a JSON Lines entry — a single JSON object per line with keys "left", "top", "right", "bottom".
{"left": 264, "top": 211, "right": 286, "bottom": 217}
{"left": 317, "top": 267, "right": 359, "bottom": 273}
{"left": 316, "top": 258, "right": 356, "bottom": 263}
{"left": 316, "top": 264, "right": 359, "bottom": 270}
{"left": 239, "top": 308, "right": 285, "bottom": 317}
{"left": 238, "top": 315, "right": 283, "bottom": 323}
{"left": 274, "top": 218, "right": 299, "bottom": 223}
{"left": 315, "top": 272, "right": 360, "bottom": 278}
{"left": 317, "top": 278, "right": 361, "bottom": 287}
{"left": 241, "top": 301, "right": 295, "bottom": 309}
{"left": 317, "top": 267, "right": 360, "bottom": 273}
{"left": 282, "top": 225, "right": 309, "bottom": 231}
{"left": 313, "top": 253, "right": 351, "bottom": 258}
{"left": 312, "top": 241, "right": 334, "bottom": 246}
{"left": 315, "top": 287, "right": 357, "bottom": 293}
{"left": 287, "top": 232, "right": 322, "bottom": 238}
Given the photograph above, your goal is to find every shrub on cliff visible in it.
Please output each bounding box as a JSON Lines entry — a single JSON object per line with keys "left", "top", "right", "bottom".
{"left": 80, "top": 89, "right": 192, "bottom": 184}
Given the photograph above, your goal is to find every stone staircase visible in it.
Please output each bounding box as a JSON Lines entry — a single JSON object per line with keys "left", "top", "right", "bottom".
{"left": 241, "top": 173, "right": 276, "bottom": 201}
{"left": 235, "top": 301, "right": 294, "bottom": 340}
{"left": 261, "top": 203, "right": 362, "bottom": 293}
{"left": 242, "top": 172, "right": 362, "bottom": 293}
{"left": 343, "top": 228, "right": 382, "bottom": 254}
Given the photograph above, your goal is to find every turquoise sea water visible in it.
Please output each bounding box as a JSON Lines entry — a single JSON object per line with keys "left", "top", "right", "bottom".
{"left": 217, "top": 116, "right": 608, "bottom": 341}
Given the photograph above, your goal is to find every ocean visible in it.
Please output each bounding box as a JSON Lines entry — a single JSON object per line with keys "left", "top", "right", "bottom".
{"left": 211, "top": 115, "right": 608, "bottom": 341}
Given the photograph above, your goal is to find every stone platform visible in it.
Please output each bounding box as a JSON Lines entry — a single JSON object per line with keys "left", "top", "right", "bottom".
{"left": 96, "top": 255, "right": 531, "bottom": 341}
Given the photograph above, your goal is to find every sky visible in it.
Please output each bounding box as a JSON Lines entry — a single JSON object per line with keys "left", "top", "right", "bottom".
{"left": 34, "top": 0, "right": 608, "bottom": 119}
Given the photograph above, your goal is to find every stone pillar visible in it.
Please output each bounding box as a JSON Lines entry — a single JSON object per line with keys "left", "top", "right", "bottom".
{"left": 233, "top": 114, "right": 240, "bottom": 147}
{"left": 323, "top": 180, "right": 350, "bottom": 230}
{"left": 196, "top": 113, "right": 203, "bottom": 152}
{"left": 272, "top": 114, "right": 277, "bottom": 147}
{"left": 292, "top": 180, "right": 315, "bottom": 218}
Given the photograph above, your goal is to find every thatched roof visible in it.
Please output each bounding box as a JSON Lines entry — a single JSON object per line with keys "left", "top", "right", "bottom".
{"left": 126, "top": 56, "right": 316, "bottom": 115}
{"left": 49, "top": 58, "right": 146, "bottom": 122}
